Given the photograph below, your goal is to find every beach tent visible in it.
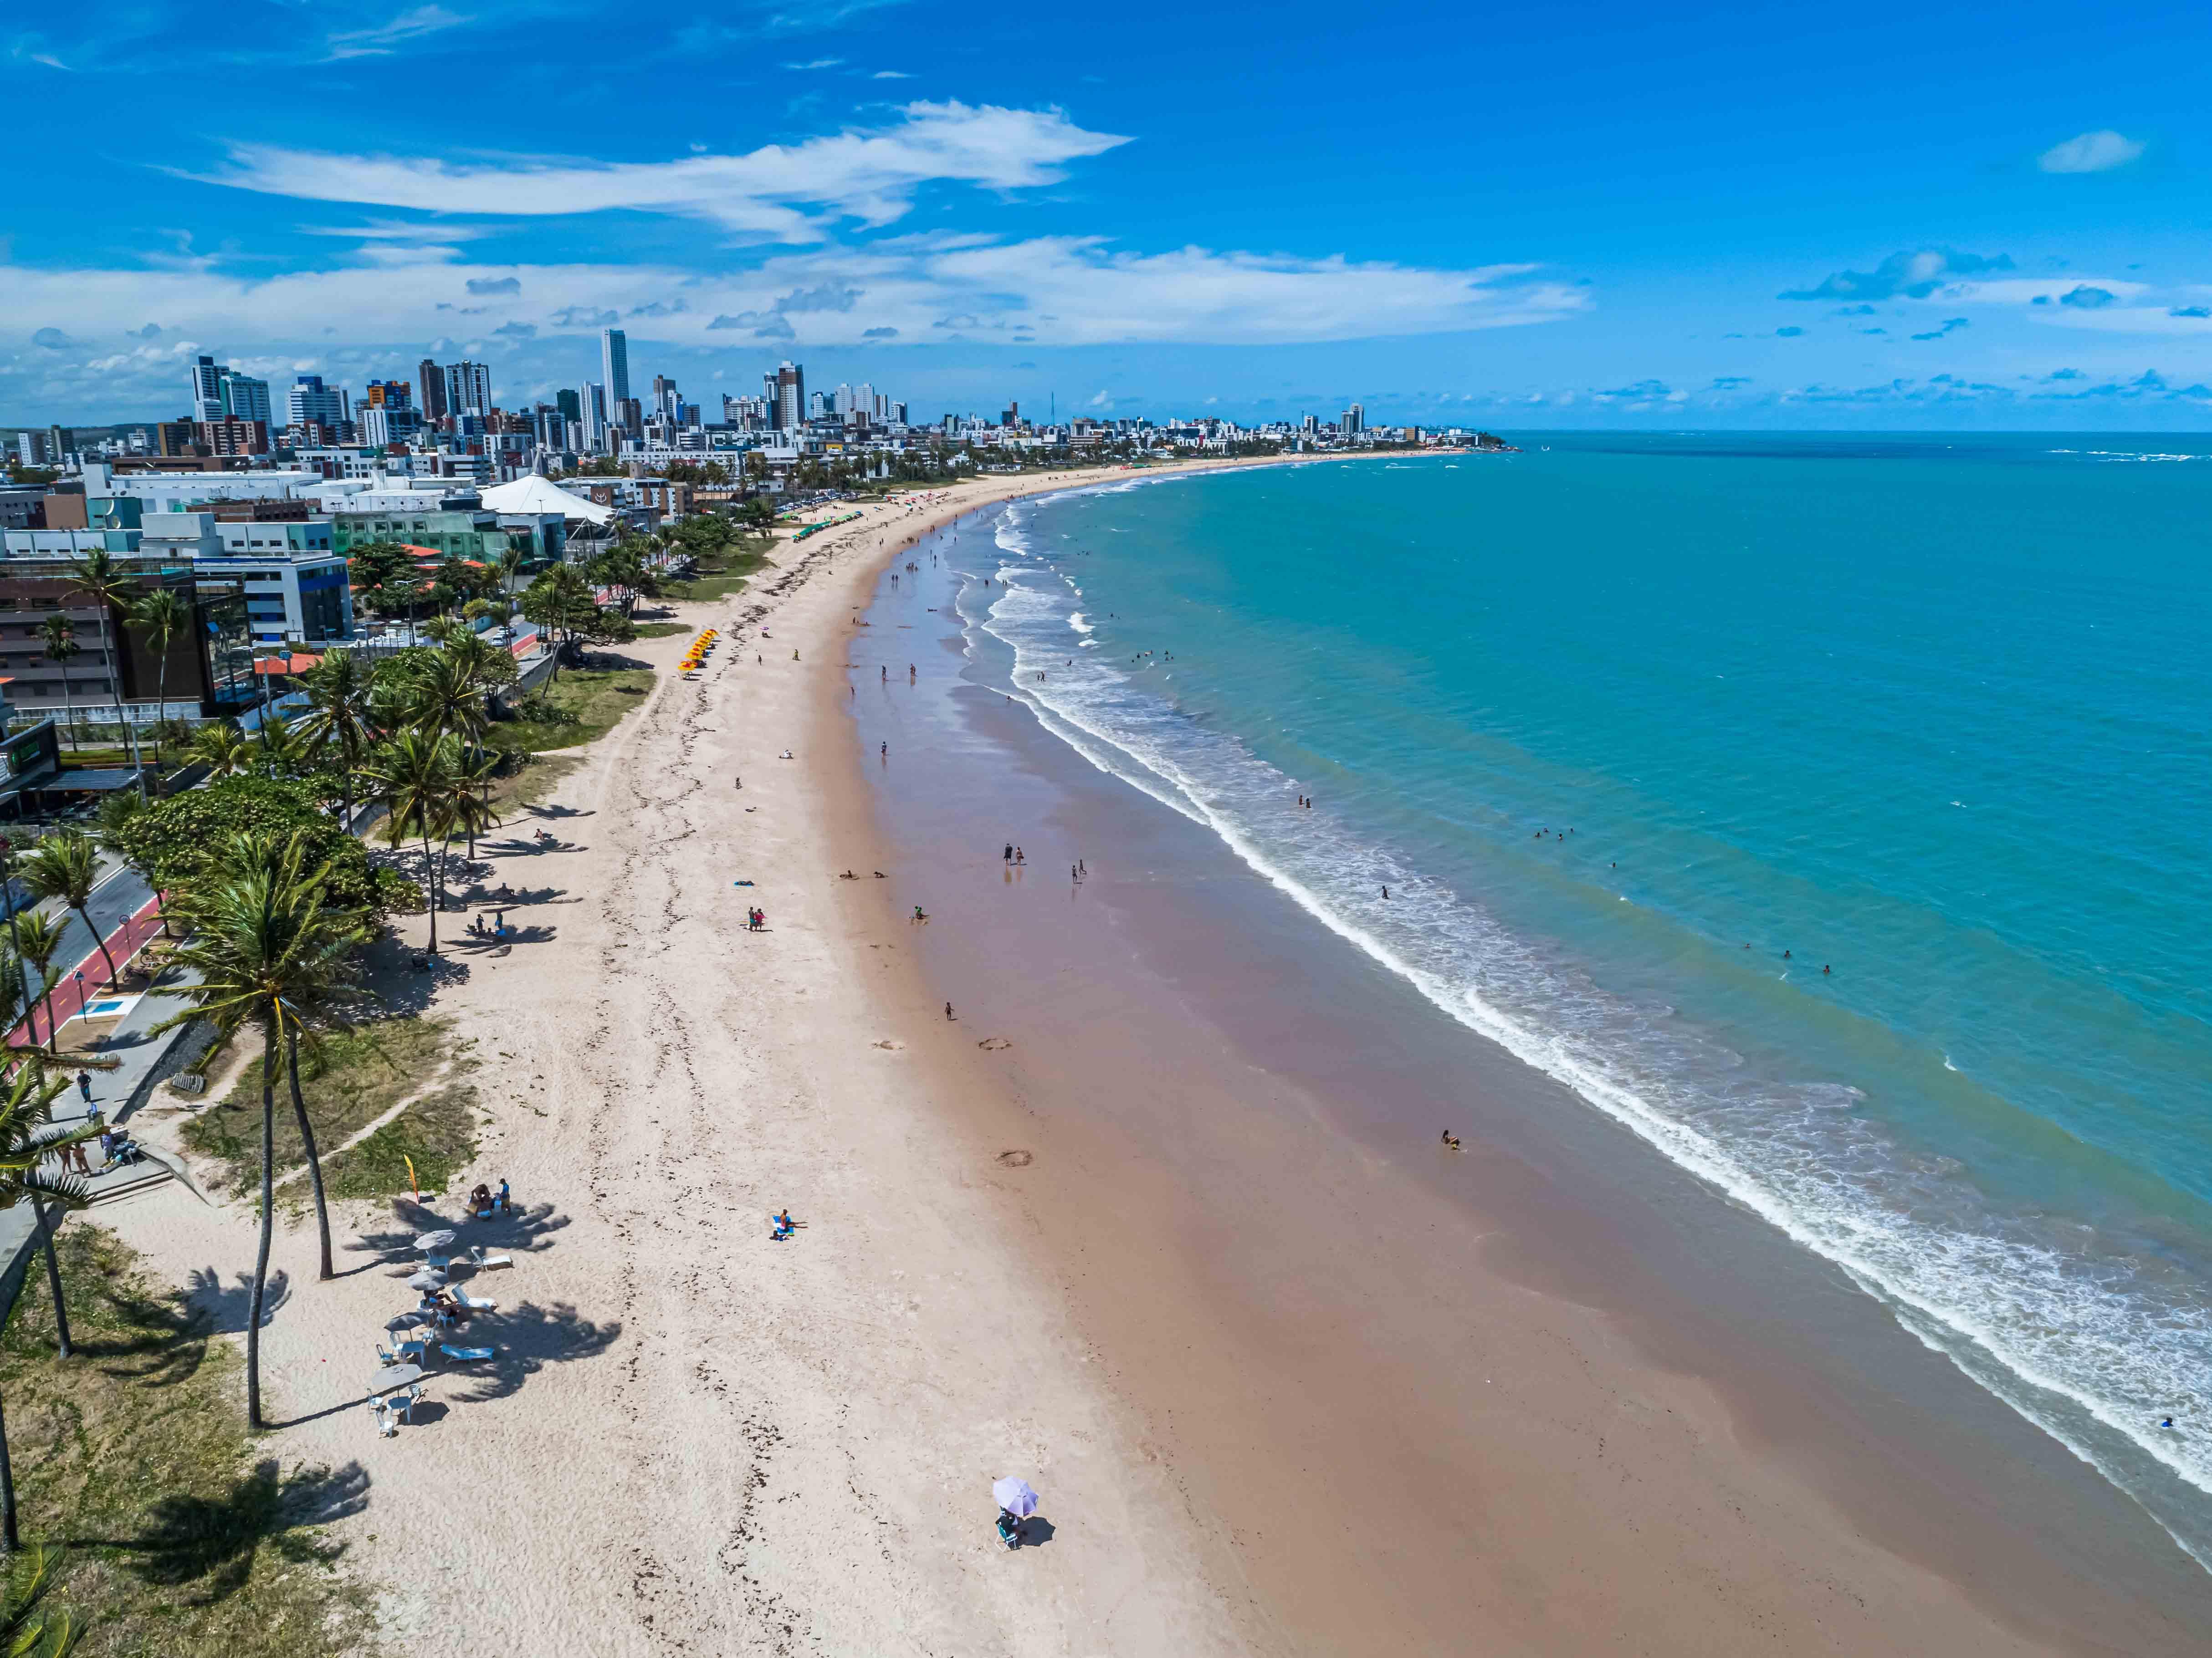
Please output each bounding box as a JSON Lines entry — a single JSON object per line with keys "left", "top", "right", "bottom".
{"left": 478, "top": 474, "right": 619, "bottom": 524}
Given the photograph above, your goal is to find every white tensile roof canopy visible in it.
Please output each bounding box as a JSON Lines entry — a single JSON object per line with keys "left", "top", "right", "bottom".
{"left": 477, "top": 474, "right": 618, "bottom": 523}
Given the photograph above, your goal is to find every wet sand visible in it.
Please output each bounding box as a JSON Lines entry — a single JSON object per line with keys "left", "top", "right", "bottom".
{"left": 840, "top": 497, "right": 2212, "bottom": 1653}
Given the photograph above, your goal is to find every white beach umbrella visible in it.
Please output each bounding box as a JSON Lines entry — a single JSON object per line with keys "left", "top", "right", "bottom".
{"left": 373, "top": 1364, "right": 424, "bottom": 1391}
{"left": 415, "top": 1229, "right": 457, "bottom": 1252}
{"left": 405, "top": 1269, "right": 447, "bottom": 1290}
{"left": 384, "top": 1315, "right": 425, "bottom": 1333}
{"left": 991, "top": 1478, "right": 1039, "bottom": 1517}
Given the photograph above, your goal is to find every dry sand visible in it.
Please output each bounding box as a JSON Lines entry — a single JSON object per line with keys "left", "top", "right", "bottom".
{"left": 93, "top": 458, "right": 2204, "bottom": 1655}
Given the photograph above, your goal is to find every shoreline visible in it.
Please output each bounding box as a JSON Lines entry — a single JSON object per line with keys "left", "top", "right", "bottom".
{"left": 834, "top": 478, "right": 2212, "bottom": 1652}
{"left": 79, "top": 452, "right": 2212, "bottom": 1653}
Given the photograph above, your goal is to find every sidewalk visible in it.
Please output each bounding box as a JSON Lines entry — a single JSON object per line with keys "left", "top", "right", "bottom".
{"left": 6, "top": 895, "right": 167, "bottom": 1050}
{"left": 0, "top": 902, "right": 207, "bottom": 1327}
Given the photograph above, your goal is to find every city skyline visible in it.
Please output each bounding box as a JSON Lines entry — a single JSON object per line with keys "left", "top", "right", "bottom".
{"left": 5, "top": 2, "right": 2211, "bottom": 428}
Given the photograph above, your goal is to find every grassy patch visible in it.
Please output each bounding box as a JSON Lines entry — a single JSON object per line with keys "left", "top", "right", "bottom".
{"left": 321, "top": 1074, "right": 477, "bottom": 1203}
{"left": 180, "top": 1016, "right": 474, "bottom": 1203}
{"left": 0, "top": 1224, "right": 377, "bottom": 1656}
{"left": 663, "top": 543, "right": 770, "bottom": 604}
{"left": 632, "top": 621, "right": 687, "bottom": 639}
{"left": 491, "top": 667, "right": 655, "bottom": 756}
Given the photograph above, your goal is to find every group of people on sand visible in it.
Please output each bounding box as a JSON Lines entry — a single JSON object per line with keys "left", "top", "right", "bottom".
{"left": 745, "top": 906, "right": 767, "bottom": 931}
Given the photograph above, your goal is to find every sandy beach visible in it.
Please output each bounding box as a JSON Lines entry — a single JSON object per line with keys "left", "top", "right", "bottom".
{"left": 95, "top": 456, "right": 2212, "bottom": 1654}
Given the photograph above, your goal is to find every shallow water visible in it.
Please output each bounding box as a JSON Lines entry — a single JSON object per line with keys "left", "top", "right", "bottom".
{"left": 945, "top": 435, "right": 2212, "bottom": 1566}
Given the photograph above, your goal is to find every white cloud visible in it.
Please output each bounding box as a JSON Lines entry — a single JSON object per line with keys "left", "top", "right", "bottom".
{"left": 872, "top": 70, "right": 911, "bottom": 79}
{"left": 193, "top": 102, "right": 1130, "bottom": 241}
{"left": 0, "top": 236, "right": 1583, "bottom": 370}
{"left": 2038, "top": 130, "right": 2145, "bottom": 174}
{"left": 323, "top": 5, "right": 467, "bottom": 61}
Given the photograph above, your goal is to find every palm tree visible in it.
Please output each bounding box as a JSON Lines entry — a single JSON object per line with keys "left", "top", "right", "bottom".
{"left": 449, "top": 748, "right": 504, "bottom": 863}
{"left": 0, "top": 1545, "right": 77, "bottom": 1648}
{"left": 401, "top": 647, "right": 491, "bottom": 755}
{"left": 39, "top": 617, "right": 80, "bottom": 752}
{"left": 127, "top": 587, "right": 191, "bottom": 772}
{"left": 0, "top": 1062, "right": 100, "bottom": 1452}
{"left": 16, "top": 835, "right": 116, "bottom": 995}
{"left": 70, "top": 550, "right": 146, "bottom": 798}
{"left": 203, "top": 832, "right": 366, "bottom": 1284}
{"left": 159, "top": 833, "right": 364, "bottom": 1415}
{"left": 292, "top": 650, "right": 376, "bottom": 830}
{"left": 189, "top": 722, "right": 250, "bottom": 780}
{"left": 10, "top": 912, "right": 66, "bottom": 1056}
{"left": 362, "top": 730, "right": 462, "bottom": 954}
{"left": 496, "top": 544, "right": 526, "bottom": 617}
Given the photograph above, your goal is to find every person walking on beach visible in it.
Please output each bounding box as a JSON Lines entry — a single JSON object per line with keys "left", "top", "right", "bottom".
{"left": 945, "top": 1001, "right": 956, "bottom": 1020}
{"left": 1016, "top": 847, "right": 1025, "bottom": 865}
{"left": 1004, "top": 844, "right": 1013, "bottom": 862}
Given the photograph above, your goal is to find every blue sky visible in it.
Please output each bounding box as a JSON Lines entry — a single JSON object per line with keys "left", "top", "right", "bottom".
{"left": 6, "top": 0, "right": 2211, "bottom": 428}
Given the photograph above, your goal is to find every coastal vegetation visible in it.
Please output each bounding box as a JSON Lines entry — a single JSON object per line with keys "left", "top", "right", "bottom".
{"left": 0, "top": 1223, "right": 375, "bottom": 1657}
{"left": 184, "top": 1015, "right": 479, "bottom": 1209}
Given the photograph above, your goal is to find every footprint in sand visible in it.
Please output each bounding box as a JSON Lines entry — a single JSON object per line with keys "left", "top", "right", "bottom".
{"left": 976, "top": 1036, "right": 1013, "bottom": 1051}
{"left": 996, "top": 1149, "right": 1033, "bottom": 1168}
{"left": 873, "top": 1039, "right": 904, "bottom": 1050}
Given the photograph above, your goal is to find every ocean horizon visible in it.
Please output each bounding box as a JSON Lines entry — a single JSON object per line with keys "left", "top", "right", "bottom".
{"left": 952, "top": 433, "right": 2212, "bottom": 1567}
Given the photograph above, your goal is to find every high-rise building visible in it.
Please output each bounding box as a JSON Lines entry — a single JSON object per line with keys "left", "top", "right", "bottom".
{"left": 652, "top": 375, "right": 680, "bottom": 422}
{"left": 1343, "top": 403, "right": 1364, "bottom": 436}
{"left": 287, "top": 375, "right": 349, "bottom": 431}
{"left": 580, "top": 382, "right": 609, "bottom": 453}
{"left": 445, "top": 360, "right": 492, "bottom": 418}
{"left": 419, "top": 358, "right": 449, "bottom": 421}
{"left": 767, "top": 361, "right": 804, "bottom": 432}
{"left": 556, "top": 388, "right": 581, "bottom": 423}
{"left": 614, "top": 397, "right": 643, "bottom": 441}
{"left": 15, "top": 432, "right": 49, "bottom": 467}
{"left": 601, "top": 329, "right": 630, "bottom": 407}
{"left": 189, "top": 355, "right": 227, "bottom": 423}
{"left": 215, "top": 370, "right": 272, "bottom": 427}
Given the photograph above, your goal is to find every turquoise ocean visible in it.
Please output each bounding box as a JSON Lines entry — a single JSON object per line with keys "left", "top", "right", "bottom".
{"left": 958, "top": 433, "right": 2212, "bottom": 1564}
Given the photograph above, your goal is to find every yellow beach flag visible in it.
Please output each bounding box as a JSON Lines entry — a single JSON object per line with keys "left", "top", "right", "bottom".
{"left": 403, "top": 1153, "right": 421, "bottom": 1202}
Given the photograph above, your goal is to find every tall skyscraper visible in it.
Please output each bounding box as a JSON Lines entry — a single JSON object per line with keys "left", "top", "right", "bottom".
{"left": 219, "top": 371, "right": 272, "bottom": 426}
{"left": 652, "top": 375, "right": 680, "bottom": 421}
{"left": 189, "top": 355, "right": 226, "bottom": 423}
{"left": 556, "top": 388, "right": 581, "bottom": 423}
{"left": 580, "top": 382, "right": 609, "bottom": 453}
{"left": 418, "top": 358, "right": 449, "bottom": 421}
{"left": 601, "top": 328, "right": 630, "bottom": 407}
{"left": 445, "top": 360, "right": 492, "bottom": 417}
{"left": 767, "top": 361, "right": 804, "bottom": 432}
{"left": 1343, "top": 403, "right": 1364, "bottom": 436}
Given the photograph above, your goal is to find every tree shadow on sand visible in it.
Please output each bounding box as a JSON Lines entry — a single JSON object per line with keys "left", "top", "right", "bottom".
{"left": 345, "top": 1199, "right": 573, "bottom": 1270}
{"left": 182, "top": 1267, "right": 292, "bottom": 1335}
{"left": 78, "top": 1459, "right": 371, "bottom": 1605}
{"left": 441, "top": 1301, "right": 621, "bottom": 1404}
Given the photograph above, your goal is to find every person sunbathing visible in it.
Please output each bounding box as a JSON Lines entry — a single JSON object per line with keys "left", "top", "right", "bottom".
{"left": 469, "top": 1182, "right": 493, "bottom": 1215}
{"left": 770, "top": 1209, "right": 798, "bottom": 1241}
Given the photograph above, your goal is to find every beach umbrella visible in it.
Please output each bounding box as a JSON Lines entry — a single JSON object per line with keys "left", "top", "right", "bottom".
{"left": 415, "top": 1229, "right": 457, "bottom": 1252}
{"left": 373, "top": 1364, "right": 424, "bottom": 1391}
{"left": 992, "top": 1477, "right": 1039, "bottom": 1517}
{"left": 405, "top": 1268, "right": 446, "bottom": 1290}
{"left": 385, "top": 1315, "right": 425, "bottom": 1333}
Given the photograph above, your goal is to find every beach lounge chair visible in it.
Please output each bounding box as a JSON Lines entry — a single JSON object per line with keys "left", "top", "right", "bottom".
{"left": 468, "top": 1246, "right": 513, "bottom": 1269}
{"left": 453, "top": 1291, "right": 497, "bottom": 1311}
{"left": 439, "top": 1344, "right": 495, "bottom": 1361}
